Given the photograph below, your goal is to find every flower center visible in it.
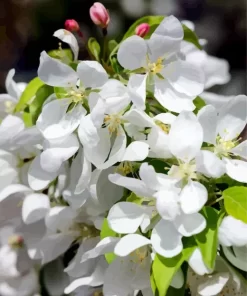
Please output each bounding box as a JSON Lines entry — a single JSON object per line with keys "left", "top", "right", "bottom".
{"left": 147, "top": 56, "right": 164, "bottom": 75}
{"left": 155, "top": 120, "right": 170, "bottom": 134}
{"left": 130, "top": 246, "right": 148, "bottom": 265}
{"left": 117, "top": 161, "right": 133, "bottom": 175}
{"left": 8, "top": 235, "right": 24, "bottom": 249}
{"left": 214, "top": 135, "right": 239, "bottom": 158}
{"left": 169, "top": 162, "right": 197, "bottom": 180}
{"left": 104, "top": 113, "right": 122, "bottom": 134}
{"left": 69, "top": 88, "right": 85, "bottom": 103}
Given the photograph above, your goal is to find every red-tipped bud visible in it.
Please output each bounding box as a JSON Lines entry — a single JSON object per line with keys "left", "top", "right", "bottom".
{"left": 89, "top": 2, "right": 110, "bottom": 29}
{"left": 8, "top": 235, "right": 24, "bottom": 249}
{"left": 64, "top": 19, "right": 80, "bottom": 32}
{"left": 135, "top": 23, "right": 150, "bottom": 38}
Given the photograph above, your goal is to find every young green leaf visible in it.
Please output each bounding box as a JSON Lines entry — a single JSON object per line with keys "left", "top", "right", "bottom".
{"left": 182, "top": 24, "right": 202, "bottom": 50}
{"left": 48, "top": 48, "right": 73, "bottom": 63}
{"left": 223, "top": 186, "right": 247, "bottom": 223}
{"left": 88, "top": 37, "right": 101, "bottom": 61}
{"left": 15, "top": 77, "right": 44, "bottom": 112}
{"left": 108, "top": 40, "right": 118, "bottom": 53}
{"left": 152, "top": 238, "right": 196, "bottom": 295}
{"left": 100, "top": 219, "right": 117, "bottom": 264}
{"left": 29, "top": 85, "right": 54, "bottom": 124}
{"left": 195, "top": 207, "right": 224, "bottom": 269}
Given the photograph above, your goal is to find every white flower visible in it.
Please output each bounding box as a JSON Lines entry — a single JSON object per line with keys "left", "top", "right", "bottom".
{"left": 218, "top": 216, "right": 247, "bottom": 247}
{"left": 222, "top": 245, "right": 247, "bottom": 272}
{"left": 54, "top": 29, "right": 79, "bottom": 61}
{"left": 197, "top": 95, "right": 247, "bottom": 182}
{"left": 117, "top": 16, "right": 204, "bottom": 112}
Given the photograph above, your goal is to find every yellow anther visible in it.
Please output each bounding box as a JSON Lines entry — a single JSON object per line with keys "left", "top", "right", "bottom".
{"left": 104, "top": 114, "right": 122, "bottom": 134}
{"left": 147, "top": 57, "right": 164, "bottom": 74}
{"left": 155, "top": 120, "right": 170, "bottom": 134}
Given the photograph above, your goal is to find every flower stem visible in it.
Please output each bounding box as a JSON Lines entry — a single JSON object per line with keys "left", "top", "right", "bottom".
{"left": 208, "top": 196, "right": 224, "bottom": 206}
{"left": 102, "top": 28, "right": 108, "bottom": 62}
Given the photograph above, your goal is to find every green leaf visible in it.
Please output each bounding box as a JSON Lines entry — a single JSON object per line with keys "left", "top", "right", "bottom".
{"left": 122, "top": 16, "right": 165, "bottom": 40}
{"left": 182, "top": 24, "right": 202, "bottom": 50}
{"left": 100, "top": 219, "right": 117, "bottom": 264}
{"left": 54, "top": 87, "right": 68, "bottom": 99}
{"left": 29, "top": 85, "right": 54, "bottom": 124}
{"left": 15, "top": 77, "right": 44, "bottom": 112}
{"left": 193, "top": 96, "right": 206, "bottom": 114}
{"left": 152, "top": 238, "right": 196, "bottom": 295}
{"left": 195, "top": 207, "right": 224, "bottom": 269}
{"left": 48, "top": 48, "right": 73, "bottom": 62}
{"left": 22, "top": 111, "right": 33, "bottom": 127}
{"left": 88, "top": 37, "right": 101, "bottom": 61}
{"left": 126, "top": 192, "right": 143, "bottom": 205}
{"left": 108, "top": 40, "right": 118, "bottom": 53}
{"left": 223, "top": 186, "right": 247, "bottom": 223}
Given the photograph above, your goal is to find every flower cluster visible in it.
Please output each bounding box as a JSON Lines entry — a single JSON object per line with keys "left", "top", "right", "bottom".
{"left": 0, "top": 3, "right": 246, "bottom": 296}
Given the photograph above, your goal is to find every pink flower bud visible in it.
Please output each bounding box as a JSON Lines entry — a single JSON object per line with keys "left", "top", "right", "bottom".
{"left": 89, "top": 2, "right": 110, "bottom": 29}
{"left": 64, "top": 19, "right": 80, "bottom": 32}
{"left": 135, "top": 23, "right": 150, "bottom": 38}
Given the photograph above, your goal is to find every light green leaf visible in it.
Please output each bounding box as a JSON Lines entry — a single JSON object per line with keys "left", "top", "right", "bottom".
{"left": 108, "top": 40, "right": 118, "bottom": 53}
{"left": 88, "top": 37, "right": 101, "bottom": 61}
{"left": 152, "top": 238, "right": 196, "bottom": 295}
{"left": 195, "top": 207, "right": 224, "bottom": 269}
{"left": 223, "top": 186, "right": 247, "bottom": 223}
{"left": 126, "top": 192, "right": 143, "bottom": 205}
{"left": 29, "top": 85, "right": 54, "bottom": 124}
{"left": 100, "top": 219, "right": 117, "bottom": 264}
{"left": 182, "top": 24, "right": 202, "bottom": 50}
{"left": 122, "top": 16, "right": 165, "bottom": 40}
{"left": 22, "top": 111, "right": 33, "bottom": 127}
{"left": 48, "top": 48, "right": 73, "bottom": 62}
{"left": 15, "top": 77, "right": 44, "bottom": 112}
{"left": 193, "top": 96, "right": 206, "bottom": 114}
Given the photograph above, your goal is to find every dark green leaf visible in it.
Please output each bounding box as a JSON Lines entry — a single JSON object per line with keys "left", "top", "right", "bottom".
{"left": 15, "top": 77, "right": 44, "bottom": 112}
{"left": 182, "top": 24, "right": 202, "bottom": 49}
{"left": 193, "top": 96, "right": 206, "bottom": 114}
{"left": 223, "top": 186, "right": 247, "bottom": 223}
{"left": 88, "top": 37, "right": 101, "bottom": 61}
{"left": 195, "top": 207, "right": 224, "bottom": 269}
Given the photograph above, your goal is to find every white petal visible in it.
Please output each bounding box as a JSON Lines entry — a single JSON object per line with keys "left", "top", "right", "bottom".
{"left": 122, "top": 141, "right": 149, "bottom": 161}
{"left": 180, "top": 181, "right": 208, "bottom": 214}
{"left": 114, "top": 234, "right": 150, "bottom": 257}
{"left": 217, "top": 95, "right": 247, "bottom": 141}
{"left": 154, "top": 79, "right": 196, "bottom": 113}
{"left": 188, "top": 248, "right": 212, "bottom": 276}
{"left": 148, "top": 16, "right": 183, "bottom": 61}
{"left": 5, "top": 69, "right": 21, "bottom": 99}
{"left": 89, "top": 94, "right": 106, "bottom": 128}
{"left": 0, "top": 184, "right": 31, "bottom": 202}
{"left": 196, "top": 150, "right": 225, "bottom": 178}
{"left": 53, "top": 29, "right": 79, "bottom": 61}
{"left": 117, "top": 35, "right": 147, "bottom": 70}
{"left": 41, "top": 134, "right": 79, "bottom": 173}
{"left": 0, "top": 115, "right": 24, "bottom": 148}
{"left": 154, "top": 190, "right": 180, "bottom": 220}
{"left": 83, "top": 128, "right": 111, "bottom": 168}
{"left": 170, "top": 268, "right": 184, "bottom": 289}
{"left": 197, "top": 105, "right": 217, "bottom": 144}
{"left": 169, "top": 111, "right": 203, "bottom": 162}
{"left": 37, "top": 98, "right": 85, "bottom": 140}
{"left": 98, "top": 128, "right": 127, "bottom": 169}
{"left": 81, "top": 237, "right": 120, "bottom": 263}
{"left": 108, "top": 173, "right": 154, "bottom": 197}
{"left": 69, "top": 148, "right": 91, "bottom": 195}
{"left": 153, "top": 113, "right": 176, "bottom": 125}
{"left": 123, "top": 109, "right": 154, "bottom": 127}
{"left": 201, "top": 91, "right": 233, "bottom": 110}
{"left": 77, "top": 60, "right": 108, "bottom": 88}
{"left": 231, "top": 140, "right": 247, "bottom": 160}
{"left": 22, "top": 193, "right": 49, "bottom": 225}
{"left": 204, "top": 55, "right": 231, "bottom": 89}
{"left": 162, "top": 60, "right": 204, "bottom": 96}
{"left": 222, "top": 246, "right": 247, "bottom": 272}
{"left": 128, "top": 74, "right": 147, "bottom": 110}
{"left": 147, "top": 126, "right": 173, "bottom": 159}
{"left": 151, "top": 219, "right": 183, "bottom": 258}
{"left": 174, "top": 213, "right": 206, "bottom": 237}
{"left": 198, "top": 273, "right": 229, "bottom": 296}
{"left": 107, "top": 202, "right": 145, "bottom": 234}
{"left": 224, "top": 158, "right": 247, "bottom": 183}
{"left": 28, "top": 155, "right": 58, "bottom": 191}
{"left": 218, "top": 216, "right": 247, "bottom": 247}
{"left": 78, "top": 114, "right": 100, "bottom": 147}
{"left": 38, "top": 51, "right": 78, "bottom": 87}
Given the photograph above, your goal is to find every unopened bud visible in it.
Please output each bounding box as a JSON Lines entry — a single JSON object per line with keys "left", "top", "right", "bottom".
{"left": 8, "top": 235, "right": 24, "bottom": 249}
{"left": 64, "top": 19, "right": 80, "bottom": 32}
{"left": 89, "top": 2, "right": 110, "bottom": 29}
{"left": 135, "top": 23, "right": 150, "bottom": 38}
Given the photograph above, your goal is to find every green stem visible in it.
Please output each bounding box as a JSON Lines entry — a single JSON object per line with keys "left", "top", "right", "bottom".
{"left": 102, "top": 28, "right": 108, "bottom": 62}
{"left": 208, "top": 196, "right": 224, "bottom": 206}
